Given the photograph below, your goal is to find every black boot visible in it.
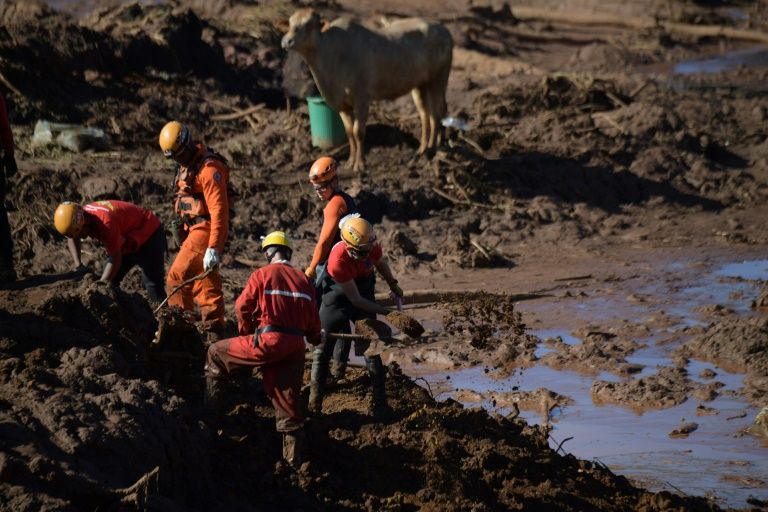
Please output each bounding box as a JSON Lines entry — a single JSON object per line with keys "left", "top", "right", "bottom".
{"left": 366, "top": 356, "right": 391, "bottom": 420}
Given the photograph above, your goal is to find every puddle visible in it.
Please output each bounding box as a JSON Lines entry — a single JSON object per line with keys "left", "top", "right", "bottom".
{"left": 674, "top": 46, "right": 768, "bottom": 74}
{"left": 714, "top": 259, "right": 768, "bottom": 281}
{"left": 404, "top": 255, "right": 768, "bottom": 507}
{"left": 533, "top": 328, "right": 580, "bottom": 358}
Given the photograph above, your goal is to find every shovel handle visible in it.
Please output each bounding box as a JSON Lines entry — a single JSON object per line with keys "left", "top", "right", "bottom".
{"left": 327, "top": 332, "right": 371, "bottom": 342}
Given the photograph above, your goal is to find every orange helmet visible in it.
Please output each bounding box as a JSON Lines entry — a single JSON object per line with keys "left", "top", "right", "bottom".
{"left": 339, "top": 214, "right": 375, "bottom": 255}
{"left": 308, "top": 156, "right": 338, "bottom": 185}
{"left": 54, "top": 202, "right": 86, "bottom": 238}
{"left": 158, "top": 121, "right": 191, "bottom": 158}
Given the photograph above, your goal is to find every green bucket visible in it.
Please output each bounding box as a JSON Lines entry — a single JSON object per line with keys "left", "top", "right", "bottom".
{"left": 307, "top": 96, "right": 346, "bottom": 149}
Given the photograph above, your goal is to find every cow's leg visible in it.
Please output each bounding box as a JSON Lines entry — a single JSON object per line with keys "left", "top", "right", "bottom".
{"left": 429, "top": 64, "right": 451, "bottom": 147}
{"left": 352, "top": 100, "right": 369, "bottom": 172}
{"left": 339, "top": 110, "right": 356, "bottom": 171}
{"left": 411, "top": 87, "right": 429, "bottom": 154}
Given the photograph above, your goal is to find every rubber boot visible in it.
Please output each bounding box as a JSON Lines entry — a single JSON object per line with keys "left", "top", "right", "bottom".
{"left": 282, "top": 429, "right": 304, "bottom": 469}
{"left": 203, "top": 376, "right": 226, "bottom": 414}
{"left": 366, "top": 355, "right": 391, "bottom": 420}
{"left": 308, "top": 344, "right": 329, "bottom": 414}
{"left": 330, "top": 339, "right": 351, "bottom": 381}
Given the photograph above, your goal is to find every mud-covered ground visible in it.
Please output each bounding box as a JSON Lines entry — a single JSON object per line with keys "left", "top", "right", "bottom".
{"left": 2, "top": 0, "right": 768, "bottom": 510}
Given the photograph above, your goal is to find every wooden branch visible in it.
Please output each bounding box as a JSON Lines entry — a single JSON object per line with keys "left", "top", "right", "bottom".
{"left": 375, "top": 289, "right": 550, "bottom": 306}
{"left": 153, "top": 267, "right": 215, "bottom": 314}
{"left": 432, "top": 187, "right": 504, "bottom": 211}
{"left": 591, "top": 113, "right": 624, "bottom": 135}
{"left": 511, "top": 6, "right": 768, "bottom": 44}
{"left": 470, "top": 239, "right": 493, "bottom": 260}
{"left": 0, "top": 70, "right": 23, "bottom": 97}
{"left": 210, "top": 103, "right": 265, "bottom": 121}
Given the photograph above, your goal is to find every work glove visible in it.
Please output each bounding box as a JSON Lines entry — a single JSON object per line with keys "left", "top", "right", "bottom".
{"left": 388, "top": 280, "right": 404, "bottom": 299}
{"left": 1, "top": 153, "right": 17, "bottom": 178}
{"left": 203, "top": 248, "right": 220, "bottom": 271}
{"left": 305, "top": 266, "right": 316, "bottom": 279}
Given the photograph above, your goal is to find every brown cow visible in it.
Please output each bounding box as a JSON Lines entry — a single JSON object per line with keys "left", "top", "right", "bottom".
{"left": 281, "top": 9, "right": 453, "bottom": 172}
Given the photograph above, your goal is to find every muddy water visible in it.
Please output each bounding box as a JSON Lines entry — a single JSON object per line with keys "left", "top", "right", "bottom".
{"left": 398, "top": 251, "right": 768, "bottom": 509}
{"left": 674, "top": 46, "right": 768, "bottom": 75}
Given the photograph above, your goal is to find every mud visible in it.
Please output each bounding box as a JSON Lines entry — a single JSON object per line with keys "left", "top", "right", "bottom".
{"left": 385, "top": 310, "right": 425, "bottom": 338}
{"left": 2, "top": 0, "right": 768, "bottom": 509}
{"left": 679, "top": 316, "right": 768, "bottom": 407}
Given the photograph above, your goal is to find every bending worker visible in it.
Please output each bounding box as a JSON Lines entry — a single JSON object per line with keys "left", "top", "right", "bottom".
{"left": 159, "top": 121, "right": 229, "bottom": 333}
{"left": 0, "top": 92, "right": 18, "bottom": 283}
{"left": 304, "top": 156, "right": 358, "bottom": 381}
{"left": 308, "top": 214, "right": 404, "bottom": 419}
{"left": 53, "top": 200, "right": 167, "bottom": 302}
{"left": 204, "top": 231, "right": 321, "bottom": 468}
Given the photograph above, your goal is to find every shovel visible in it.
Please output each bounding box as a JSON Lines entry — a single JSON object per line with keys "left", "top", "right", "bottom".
{"left": 326, "top": 318, "right": 395, "bottom": 358}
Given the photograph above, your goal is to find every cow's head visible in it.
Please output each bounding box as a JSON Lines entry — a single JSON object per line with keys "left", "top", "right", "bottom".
{"left": 281, "top": 9, "right": 321, "bottom": 53}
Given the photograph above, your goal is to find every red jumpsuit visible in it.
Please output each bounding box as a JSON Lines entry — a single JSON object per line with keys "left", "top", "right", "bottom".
{"left": 166, "top": 144, "right": 229, "bottom": 329}
{"left": 205, "top": 261, "right": 321, "bottom": 432}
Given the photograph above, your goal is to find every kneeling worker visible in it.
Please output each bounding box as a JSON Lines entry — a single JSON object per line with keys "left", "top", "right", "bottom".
{"left": 54, "top": 200, "right": 167, "bottom": 302}
{"left": 309, "top": 214, "right": 404, "bottom": 418}
{"left": 204, "top": 231, "right": 321, "bottom": 468}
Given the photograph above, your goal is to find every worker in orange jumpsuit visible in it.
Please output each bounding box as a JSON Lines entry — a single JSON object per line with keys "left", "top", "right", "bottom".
{"left": 304, "top": 156, "right": 358, "bottom": 381}
{"left": 159, "top": 121, "right": 229, "bottom": 332}
{"left": 204, "top": 231, "right": 321, "bottom": 468}
{"left": 0, "top": 92, "right": 18, "bottom": 283}
{"left": 53, "top": 200, "right": 167, "bottom": 302}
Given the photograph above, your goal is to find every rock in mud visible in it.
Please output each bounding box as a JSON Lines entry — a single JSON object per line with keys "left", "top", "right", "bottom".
{"left": 669, "top": 422, "right": 698, "bottom": 438}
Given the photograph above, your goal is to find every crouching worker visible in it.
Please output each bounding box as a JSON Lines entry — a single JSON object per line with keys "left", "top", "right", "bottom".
{"left": 309, "top": 214, "right": 404, "bottom": 419}
{"left": 204, "top": 231, "right": 321, "bottom": 468}
{"left": 53, "top": 200, "right": 167, "bottom": 302}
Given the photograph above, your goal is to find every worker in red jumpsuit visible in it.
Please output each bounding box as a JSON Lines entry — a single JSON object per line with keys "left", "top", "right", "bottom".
{"left": 204, "top": 231, "right": 321, "bottom": 468}
{"left": 53, "top": 200, "right": 167, "bottom": 302}
{"left": 159, "top": 121, "right": 230, "bottom": 333}
{"left": 0, "top": 92, "right": 18, "bottom": 283}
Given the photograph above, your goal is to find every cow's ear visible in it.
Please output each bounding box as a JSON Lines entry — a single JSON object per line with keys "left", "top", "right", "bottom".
{"left": 274, "top": 19, "right": 289, "bottom": 32}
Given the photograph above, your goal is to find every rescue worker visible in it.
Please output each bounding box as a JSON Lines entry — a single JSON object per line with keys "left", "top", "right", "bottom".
{"left": 308, "top": 214, "right": 404, "bottom": 419}
{"left": 159, "top": 121, "right": 229, "bottom": 333}
{"left": 53, "top": 200, "right": 167, "bottom": 302}
{"left": 204, "top": 231, "right": 321, "bottom": 468}
{"left": 0, "top": 92, "right": 18, "bottom": 283}
{"left": 304, "top": 156, "right": 358, "bottom": 381}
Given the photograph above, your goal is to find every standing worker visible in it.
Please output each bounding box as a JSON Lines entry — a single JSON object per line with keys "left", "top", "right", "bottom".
{"left": 159, "top": 121, "right": 229, "bottom": 334}
{"left": 53, "top": 200, "right": 167, "bottom": 301}
{"left": 304, "top": 156, "right": 358, "bottom": 381}
{"left": 0, "top": 92, "right": 18, "bottom": 283}
{"left": 308, "top": 214, "right": 404, "bottom": 419}
{"left": 204, "top": 231, "right": 321, "bottom": 468}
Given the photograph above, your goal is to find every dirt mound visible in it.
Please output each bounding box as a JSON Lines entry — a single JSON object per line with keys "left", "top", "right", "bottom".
{"left": 591, "top": 366, "right": 691, "bottom": 410}
{"left": 679, "top": 316, "right": 768, "bottom": 406}
{"left": 0, "top": 274, "right": 726, "bottom": 511}
{"left": 540, "top": 329, "right": 644, "bottom": 376}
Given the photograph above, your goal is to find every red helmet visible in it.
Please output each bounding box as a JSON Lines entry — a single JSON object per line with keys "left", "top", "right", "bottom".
{"left": 308, "top": 156, "right": 338, "bottom": 185}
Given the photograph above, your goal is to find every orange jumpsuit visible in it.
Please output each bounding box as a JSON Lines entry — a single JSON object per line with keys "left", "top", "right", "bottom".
{"left": 166, "top": 144, "right": 229, "bottom": 329}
